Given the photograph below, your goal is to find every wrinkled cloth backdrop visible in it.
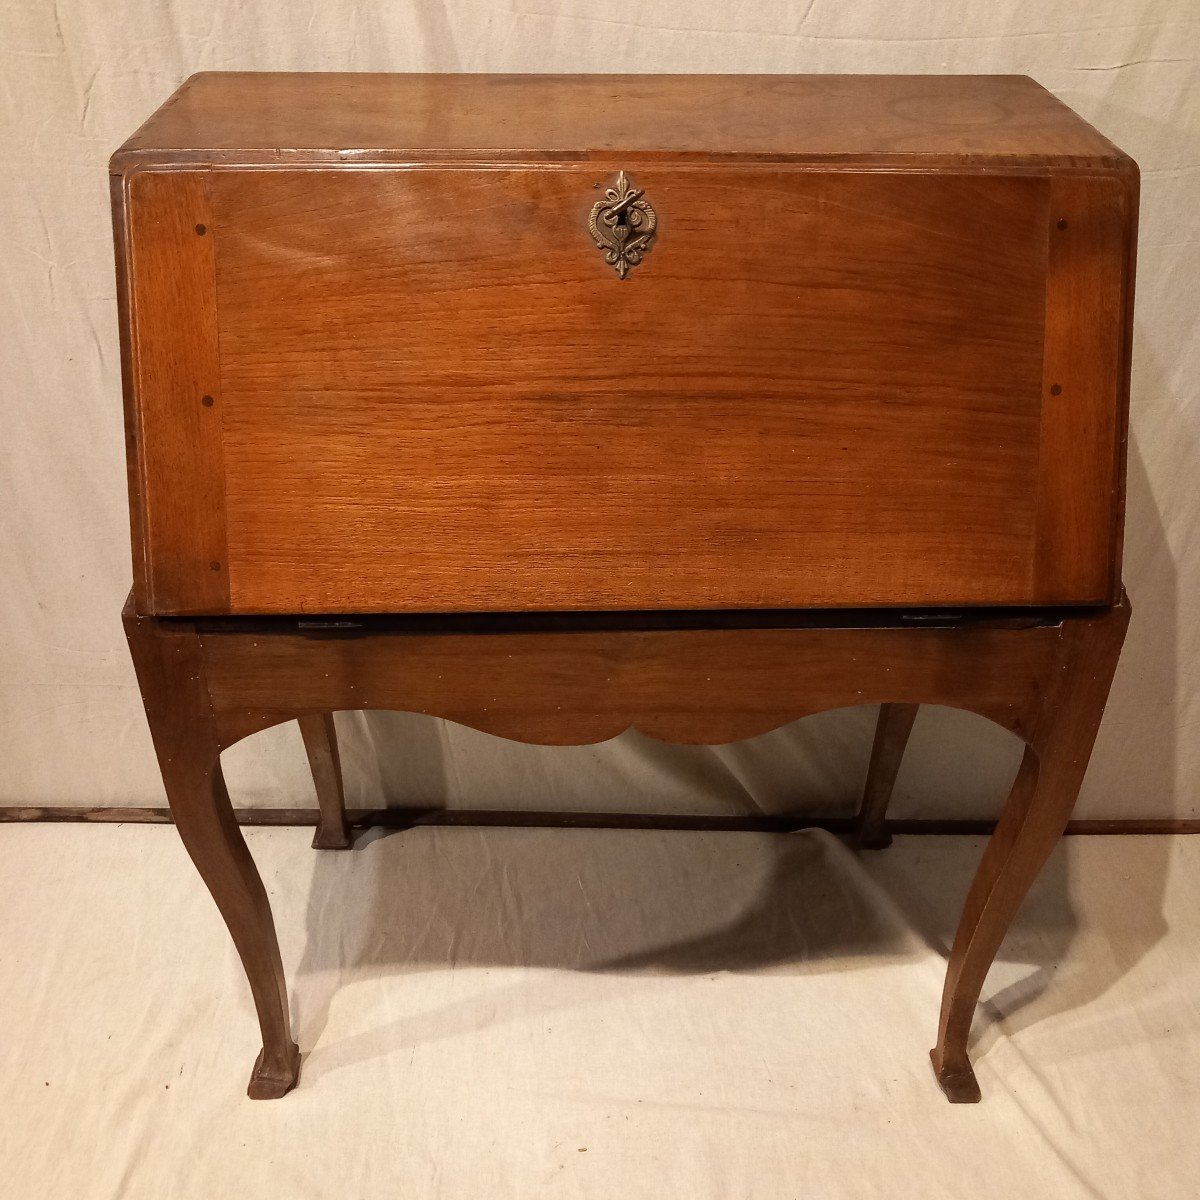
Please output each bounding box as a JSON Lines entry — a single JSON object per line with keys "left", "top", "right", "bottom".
{"left": 1, "top": 2, "right": 1196, "bottom": 820}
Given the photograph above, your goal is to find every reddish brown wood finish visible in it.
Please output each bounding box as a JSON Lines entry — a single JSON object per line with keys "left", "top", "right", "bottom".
{"left": 207, "top": 167, "right": 1042, "bottom": 613}
{"left": 123, "top": 607, "right": 299, "bottom": 1099}
{"left": 929, "top": 598, "right": 1129, "bottom": 1101}
{"left": 857, "top": 703, "right": 920, "bottom": 849}
{"left": 110, "top": 73, "right": 1127, "bottom": 169}
{"left": 298, "top": 713, "right": 350, "bottom": 849}
{"left": 123, "top": 593, "right": 1128, "bottom": 1101}
{"left": 112, "top": 75, "right": 1138, "bottom": 1105}
{"left": 110, "top": 75, "right": 1138, "bottom": 617}
{"left": 121, "top": 171, "right": 228, "bottom": 612}
{"left": 1036, "top": 174, "right": 1136, "bottom": 601}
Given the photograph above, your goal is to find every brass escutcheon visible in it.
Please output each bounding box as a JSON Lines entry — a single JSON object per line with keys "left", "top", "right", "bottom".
{"left": 588, "top": 171, "right": 657, "bottom": 278}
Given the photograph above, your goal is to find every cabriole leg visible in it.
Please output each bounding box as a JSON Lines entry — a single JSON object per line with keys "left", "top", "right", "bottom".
{"left": 929, "top": 598, "right": 1129, "bottom": 1102}
{"left": 124, "top": 608, "right": 301, "bottom": 1100}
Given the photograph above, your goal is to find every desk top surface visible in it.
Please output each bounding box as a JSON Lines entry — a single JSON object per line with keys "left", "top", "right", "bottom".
{"left": 112, "top": 72, "right": 1130, "bottom": 170}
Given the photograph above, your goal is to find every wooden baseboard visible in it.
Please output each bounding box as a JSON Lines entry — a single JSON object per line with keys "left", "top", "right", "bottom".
{"left": 0, "top": 806, "right": 1196, "bottom": 835}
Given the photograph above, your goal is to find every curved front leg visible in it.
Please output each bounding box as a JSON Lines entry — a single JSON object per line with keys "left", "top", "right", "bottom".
{"left": 930, "top": 597, "right": 1129, "bottom": 1102}
{"left": 125, "top": 608, "right": 300, "bottom": 1099}
{"left": 929, "top": 747, "right": 1041, "bottom": 1101}
{"left": 168, "top": 751, "right": 301, "bottom": 1098}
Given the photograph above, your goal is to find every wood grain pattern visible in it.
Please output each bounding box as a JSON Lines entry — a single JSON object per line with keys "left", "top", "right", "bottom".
{"left": 112, "top": 76, "right": 1138, "bottom": 617}
{"left": 199, "top": 619, "right": 1061, "bottom": 751}
{"left": 208, "top": 166, "right": 1049, "bottom": 613}
{"left": 930, "top": 594, "right": 1130, "bottom": 1101}
{"left": 1035, "top": 171, "right": 1136, "bottom": 603}
{"left": 121, "top": 588, "right": 1130, "bottom": 1102}
{"left": 123, "top": 606, "right": 299, "bottom": 1099}
{"left": 123, "top": 171, "right": 228, "bottom": 612}
{"left": 297, "top": 713, "right": 350, "bottom": 849}
{"left": 112, "top": 75, "right": 1140, "bottom": 1107}
{"left": 110, "top": 73, "right": 1128, "bottom": 169}
{"left": 856, "top": 702, "right": 920, "bottom": 848}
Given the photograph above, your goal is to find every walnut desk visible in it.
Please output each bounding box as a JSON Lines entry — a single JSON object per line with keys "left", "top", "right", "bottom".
{"left": 111, "top": 73, "right": 1137, "bottom": 1103}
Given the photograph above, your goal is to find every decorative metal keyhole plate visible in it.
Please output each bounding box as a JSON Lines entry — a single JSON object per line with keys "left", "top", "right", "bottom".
{"left": 588, "top": 171, "right": 657, "bottom": 279}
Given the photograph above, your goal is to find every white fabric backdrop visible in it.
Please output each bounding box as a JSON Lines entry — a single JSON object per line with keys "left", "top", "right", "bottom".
{"left": 1, "top": 2, "right": 1197, "bottom": 818}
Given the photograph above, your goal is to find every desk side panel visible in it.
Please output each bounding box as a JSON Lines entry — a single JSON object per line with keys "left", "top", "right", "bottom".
{"left": 1034, "top": 169, "right": 1136, "bottom": 604}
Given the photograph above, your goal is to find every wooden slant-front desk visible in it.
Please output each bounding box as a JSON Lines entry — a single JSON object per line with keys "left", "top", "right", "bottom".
{"left": 111, "top": 73, "right": 1137, "bottom": 1102}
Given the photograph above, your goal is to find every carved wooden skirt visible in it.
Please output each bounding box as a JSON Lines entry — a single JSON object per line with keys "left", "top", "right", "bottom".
{"left": 125, "top": 596, "right": 1128, "bottom": 1102}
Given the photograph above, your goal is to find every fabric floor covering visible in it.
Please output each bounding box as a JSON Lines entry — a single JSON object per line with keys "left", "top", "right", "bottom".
{"left": 1, "top": 825, "right": 1197, "bottom": 1198}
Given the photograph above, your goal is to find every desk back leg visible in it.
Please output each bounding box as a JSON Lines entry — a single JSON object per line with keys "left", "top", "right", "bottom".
{"left": 298, "top": 713, "right": 351, "bottom": 849}
{"left": 856, "top": 702, "right": 919, "bottom": 848}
